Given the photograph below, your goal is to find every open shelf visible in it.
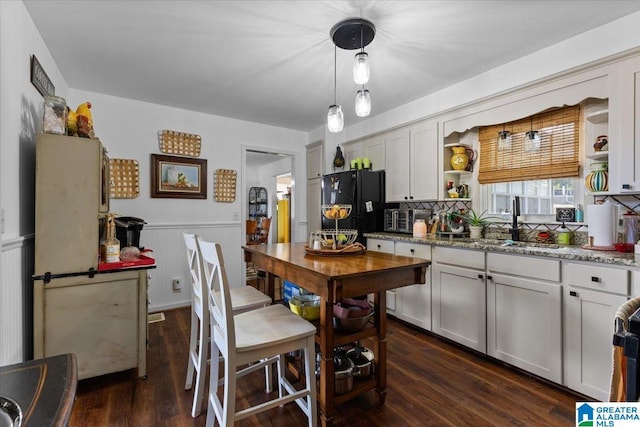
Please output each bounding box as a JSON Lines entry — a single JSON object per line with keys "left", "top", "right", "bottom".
{"left": 586, "top": 152, "right": 609, "bottom": 161}
{"left": 586, "top": 109, "right": 609, "bottom": 124}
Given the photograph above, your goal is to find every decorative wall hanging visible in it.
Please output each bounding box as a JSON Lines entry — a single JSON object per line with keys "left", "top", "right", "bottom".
{"left": 158, "top": 129, "right": 201, "bottom": 157}
{"left": 150, "top": 154, "right": 207, "bottom": 199}
{"left": 30, "top": 55, "right": 55, "bottom": 97}
{"left": 109, "top": 158, "right": 140, "bottom": 198}
{"left": 213, "top": 169, "right": 237, "bottom": 202}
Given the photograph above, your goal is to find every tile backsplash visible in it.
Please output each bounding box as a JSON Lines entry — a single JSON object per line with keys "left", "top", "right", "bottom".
{"left": 402, "top": 194, "right": 640, "bottom": 245}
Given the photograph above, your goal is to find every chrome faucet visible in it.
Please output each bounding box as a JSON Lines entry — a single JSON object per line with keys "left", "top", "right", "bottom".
{"left": 511, "top": 196, "right": 520, "bottom": 241}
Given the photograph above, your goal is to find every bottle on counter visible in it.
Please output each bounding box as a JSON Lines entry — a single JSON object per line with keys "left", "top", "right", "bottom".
{"left": 575, "top": 204, "right": 584, "bottom": 222}
{"left": 101, "top": 215, "right": 120, "bottom": 263}
{"left": 557, "top": 222, "right": 571, "bottom": 245}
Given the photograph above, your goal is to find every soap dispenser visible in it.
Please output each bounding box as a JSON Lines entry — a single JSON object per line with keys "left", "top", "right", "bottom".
{"left": 557, "top": 222, "right": 571, "bottom": 245}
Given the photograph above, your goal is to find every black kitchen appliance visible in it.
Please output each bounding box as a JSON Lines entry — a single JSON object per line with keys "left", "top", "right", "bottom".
{"left": 114, "top": 216, "right": 146, "bottom": 249}
{"left": 321, "top": 170, "right": 393, "bottom": 243}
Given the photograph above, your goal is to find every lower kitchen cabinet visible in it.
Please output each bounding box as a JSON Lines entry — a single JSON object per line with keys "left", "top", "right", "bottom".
{"left": 394, "top": 242, "right": 431, "bottom": 330}
{"left": 432, "top": 247, "right": 486, "bottom": 352}
{"left": 366, "top": 238, "right": 396, "bottom": 312}
{"left": 563, "top": 261, "right": 630, "bottom": 401}
{"left": 33, "top": 269, "right": 150, "bottom": 380}
{"left": 367, "top": 238, "right": 431, "bottom": 329}
{"left": 486, "top": 253, "right": 562, "bottom": 383}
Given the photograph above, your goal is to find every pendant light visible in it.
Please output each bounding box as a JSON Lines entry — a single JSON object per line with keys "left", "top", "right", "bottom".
{"left": 524, "top": 116, "right": 540, "bottom": 152}
{"left": 327, "top": 45, "right": 343, "bottom": 133}
{"left": 355, "top": 87, "right": 371, "bottom": 117}
{"left": 353, "top": 51, "right": 369, "bottom": 85}
{"left": 497, "top": 123, "right": 512, "bottom": 150}
{"left": 353, "top": 21, "right": 369, "bottom": 84}
{"left": 329, "top": 18, "right": 375, "bottom": 129}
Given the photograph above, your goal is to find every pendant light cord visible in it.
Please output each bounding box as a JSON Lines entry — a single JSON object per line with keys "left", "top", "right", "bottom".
{"left": 333, "top": 44, "right": 337, "bottom": 104}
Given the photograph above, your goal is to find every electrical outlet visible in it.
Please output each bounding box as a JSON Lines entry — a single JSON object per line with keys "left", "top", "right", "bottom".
{"left": 233, "top": 211, "right": 240, "bottom": 221}
{"left": 172, "top": 278, "right": 182, "bottom": 292}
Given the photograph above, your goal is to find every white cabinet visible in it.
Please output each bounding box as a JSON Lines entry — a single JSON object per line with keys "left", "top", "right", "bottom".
{"left": 307, "top": 178, "right": 322, "bottom": 234}
{"left": 366, "top": 238, "right": 396, "bottom": 312}
{"left": 384, "top": 120, "right": 438, "bottom": 202}
{"left": 33, "top": 269, "right": 149, "bottom": 380}
{"left": 367, "top": 239, "right": 432, "bottom": 329}
{"left": 486, "top": 253, "right": 562, "bottom": 383}
{"left": 306, "top": 142, "right": 323, "bottom": 179}
{"left": 611, "top": 58, "right": 640, "bottom": 193}
{"left": 563, "top": 262, "right": 630, "bottom": 401}
{"left": 342, "top": 135, "right": 385, "bottom": 171}
{"left": 394, "top": 242, "right": 431, "bottom": 330}
{"left": 432, "top": 247, "right": 486, "bottom": 352}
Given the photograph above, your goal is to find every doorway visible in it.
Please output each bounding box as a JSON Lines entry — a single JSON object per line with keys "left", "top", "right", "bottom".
{"left": 242, "top": 147, "right": 296, "bottom": 243}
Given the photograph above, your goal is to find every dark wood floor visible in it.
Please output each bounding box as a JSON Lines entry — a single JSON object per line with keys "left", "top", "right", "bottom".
{"left": 69, "top": 306, "right": 589, "bottom": 426}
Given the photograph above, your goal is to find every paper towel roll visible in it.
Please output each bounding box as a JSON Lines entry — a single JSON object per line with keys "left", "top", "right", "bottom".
{"left": 587, "top": 203, "right": 619, "bottom": 248}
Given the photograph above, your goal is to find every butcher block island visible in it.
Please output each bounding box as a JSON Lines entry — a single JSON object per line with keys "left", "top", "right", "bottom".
{"left": 243, "top": 242, "right": 429, "bottom": 427}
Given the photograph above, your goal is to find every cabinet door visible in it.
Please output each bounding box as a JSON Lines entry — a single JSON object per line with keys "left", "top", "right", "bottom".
{"left": 307, "top": 178, "right": 322, "bottom": 234}
{"left": 362, "top": 135, "right": 385, "bottom": 171}
{"left": 44, "top": 277, "right": 139, "bottom": 379}
{"left": 306, "top": 143, "right": 323, "bottom": 179}
{"left": 366, "top": 239, "right": 396, "bottom": 312}
{"left": 432, "top": 263, "right": 486, "bottom": 352}
{"left": 614, "top": 61, "right": 640, "bottom": 192}
{"left": 487, "top": 273, "right": 562, "bottom": 382}
{"left": 395, "top": 242, "right": 431, "bottom": 330}
{"left": 343, "top": 141, "right": 363, "bottom": 169}
{"left": 384, "top": 128, "right": 411, "bottom": 202}
{"left": 564, "top": 286, "right": 627, "bottom": 401}
{"left": 410, "top": 121, "right": 438, "bottom": 200}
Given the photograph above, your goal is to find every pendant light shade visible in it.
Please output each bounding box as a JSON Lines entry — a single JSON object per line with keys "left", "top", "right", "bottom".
{"left": 524, "top": 117, "right": 540, "bottom": 152}
{"left": 353, "top": 52, "right": 370, "bottom": 85}
{"left": 355, "top": 88, "right": 371, "bottom": 117}
{"left": 497, "top": 124, "right": 512, "bottom": 151}
{"left": 327, "top": 104, "right": 344, "bottom": 132}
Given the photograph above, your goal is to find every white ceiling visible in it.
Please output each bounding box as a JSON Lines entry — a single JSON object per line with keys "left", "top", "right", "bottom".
{"left": 24, "top": 1, "right": 640, "bottom": 132}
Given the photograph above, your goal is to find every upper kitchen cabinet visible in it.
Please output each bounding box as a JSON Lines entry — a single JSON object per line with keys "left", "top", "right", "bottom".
{"left": 384, "top": 120, "right": 438, "bottom": 202}
{"left": 610, "top": 58, "right": 640, "bottom": 193}
{"left": 342, "top": 134, "right": 385, "bottom": 171}
{"left": 306, "top": 141, "right": 323, "bottom": 179}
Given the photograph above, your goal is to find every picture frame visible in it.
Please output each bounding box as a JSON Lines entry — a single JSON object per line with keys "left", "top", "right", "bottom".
{"left": 150, "top": 154, "right": 207, "bottom": 199}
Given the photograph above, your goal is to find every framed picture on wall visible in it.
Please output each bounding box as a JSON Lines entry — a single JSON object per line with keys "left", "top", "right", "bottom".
{"left": 150, "top": 154, "right": 207, "bottom": 199}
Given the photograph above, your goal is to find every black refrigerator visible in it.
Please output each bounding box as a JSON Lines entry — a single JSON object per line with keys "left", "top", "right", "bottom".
{"left": 321, "top": 170, "right": 391, "bottom": 243}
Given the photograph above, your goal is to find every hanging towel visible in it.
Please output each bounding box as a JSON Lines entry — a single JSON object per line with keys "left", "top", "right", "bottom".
{"left": 610, "top": 296, "right": 640, "bottom": 401}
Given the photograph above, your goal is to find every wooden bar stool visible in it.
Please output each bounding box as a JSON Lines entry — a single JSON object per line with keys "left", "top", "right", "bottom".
{"left": 198, "top": 238, "right": 317, "bottom": 427}
{"left": 182, "top": 233, "right": 272, "bottom": 418}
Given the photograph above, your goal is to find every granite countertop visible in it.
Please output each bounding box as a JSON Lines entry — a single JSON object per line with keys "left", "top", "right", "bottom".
{"left": 364, "top": 232, "right": 640, "bottom": 268}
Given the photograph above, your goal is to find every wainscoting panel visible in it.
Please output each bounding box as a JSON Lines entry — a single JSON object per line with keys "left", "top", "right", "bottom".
{"left": 142, "top": 222, "right": 243, "bottom": 312}
{"left": 1, "top": 236, "right": 34, "bottom": 365}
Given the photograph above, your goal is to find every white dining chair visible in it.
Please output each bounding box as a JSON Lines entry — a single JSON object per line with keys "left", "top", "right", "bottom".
{"left": 183, "top": 233, "right": 272, "bottom": 418}
{"left": 197, "top": 238, "right": 317, "bottom": 427}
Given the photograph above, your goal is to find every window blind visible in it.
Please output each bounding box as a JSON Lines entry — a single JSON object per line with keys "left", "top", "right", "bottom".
{"left": 478, "top": 105, "right": 580, "bottom": 184}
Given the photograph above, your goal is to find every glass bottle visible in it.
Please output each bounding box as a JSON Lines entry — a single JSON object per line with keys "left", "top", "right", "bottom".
{"left": 101, "top": 216, "right": 120, "bottom": 263}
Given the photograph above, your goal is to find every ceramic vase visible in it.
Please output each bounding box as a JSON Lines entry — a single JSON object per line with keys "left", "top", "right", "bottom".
{"left": 450, "top": 146, "right": 470, "bottom": 171}
{"left": 585, "top": 163, "right": 608, "bottom": 192}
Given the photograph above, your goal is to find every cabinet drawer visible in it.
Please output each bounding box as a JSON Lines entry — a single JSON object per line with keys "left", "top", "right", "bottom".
{"left": 367, "top": 238, "right": 394, "bottom": 254}
{"left": 434, "top": 246, "right": 484, "bottom": 269}
{"left": 565, "top": 262, "right": 630, "bottom": 296}
{"left": 487, "top": 253, "right": 560, "bottom": 282}
{"left": 395, "top": 241, "right": 431, "bottom": 260}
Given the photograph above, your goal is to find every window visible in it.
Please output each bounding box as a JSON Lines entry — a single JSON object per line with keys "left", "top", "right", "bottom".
{"left": 488, "top": 178, "right": 576, "bottom": 216}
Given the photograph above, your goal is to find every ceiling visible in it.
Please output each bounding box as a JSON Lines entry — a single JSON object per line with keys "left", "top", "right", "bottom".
{"left": 24, "top": 1, "right": 640, "bottom": 132}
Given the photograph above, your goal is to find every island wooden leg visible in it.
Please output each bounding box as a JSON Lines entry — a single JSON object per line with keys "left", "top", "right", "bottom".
{"left": 373, "top": 290, "right": 387, "bottom": 404}
{"left": 266, "top": 272, "right": 276, "bottom": 301}
{"left": 318, "top": 287, "right": 336, "bottom": 426}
